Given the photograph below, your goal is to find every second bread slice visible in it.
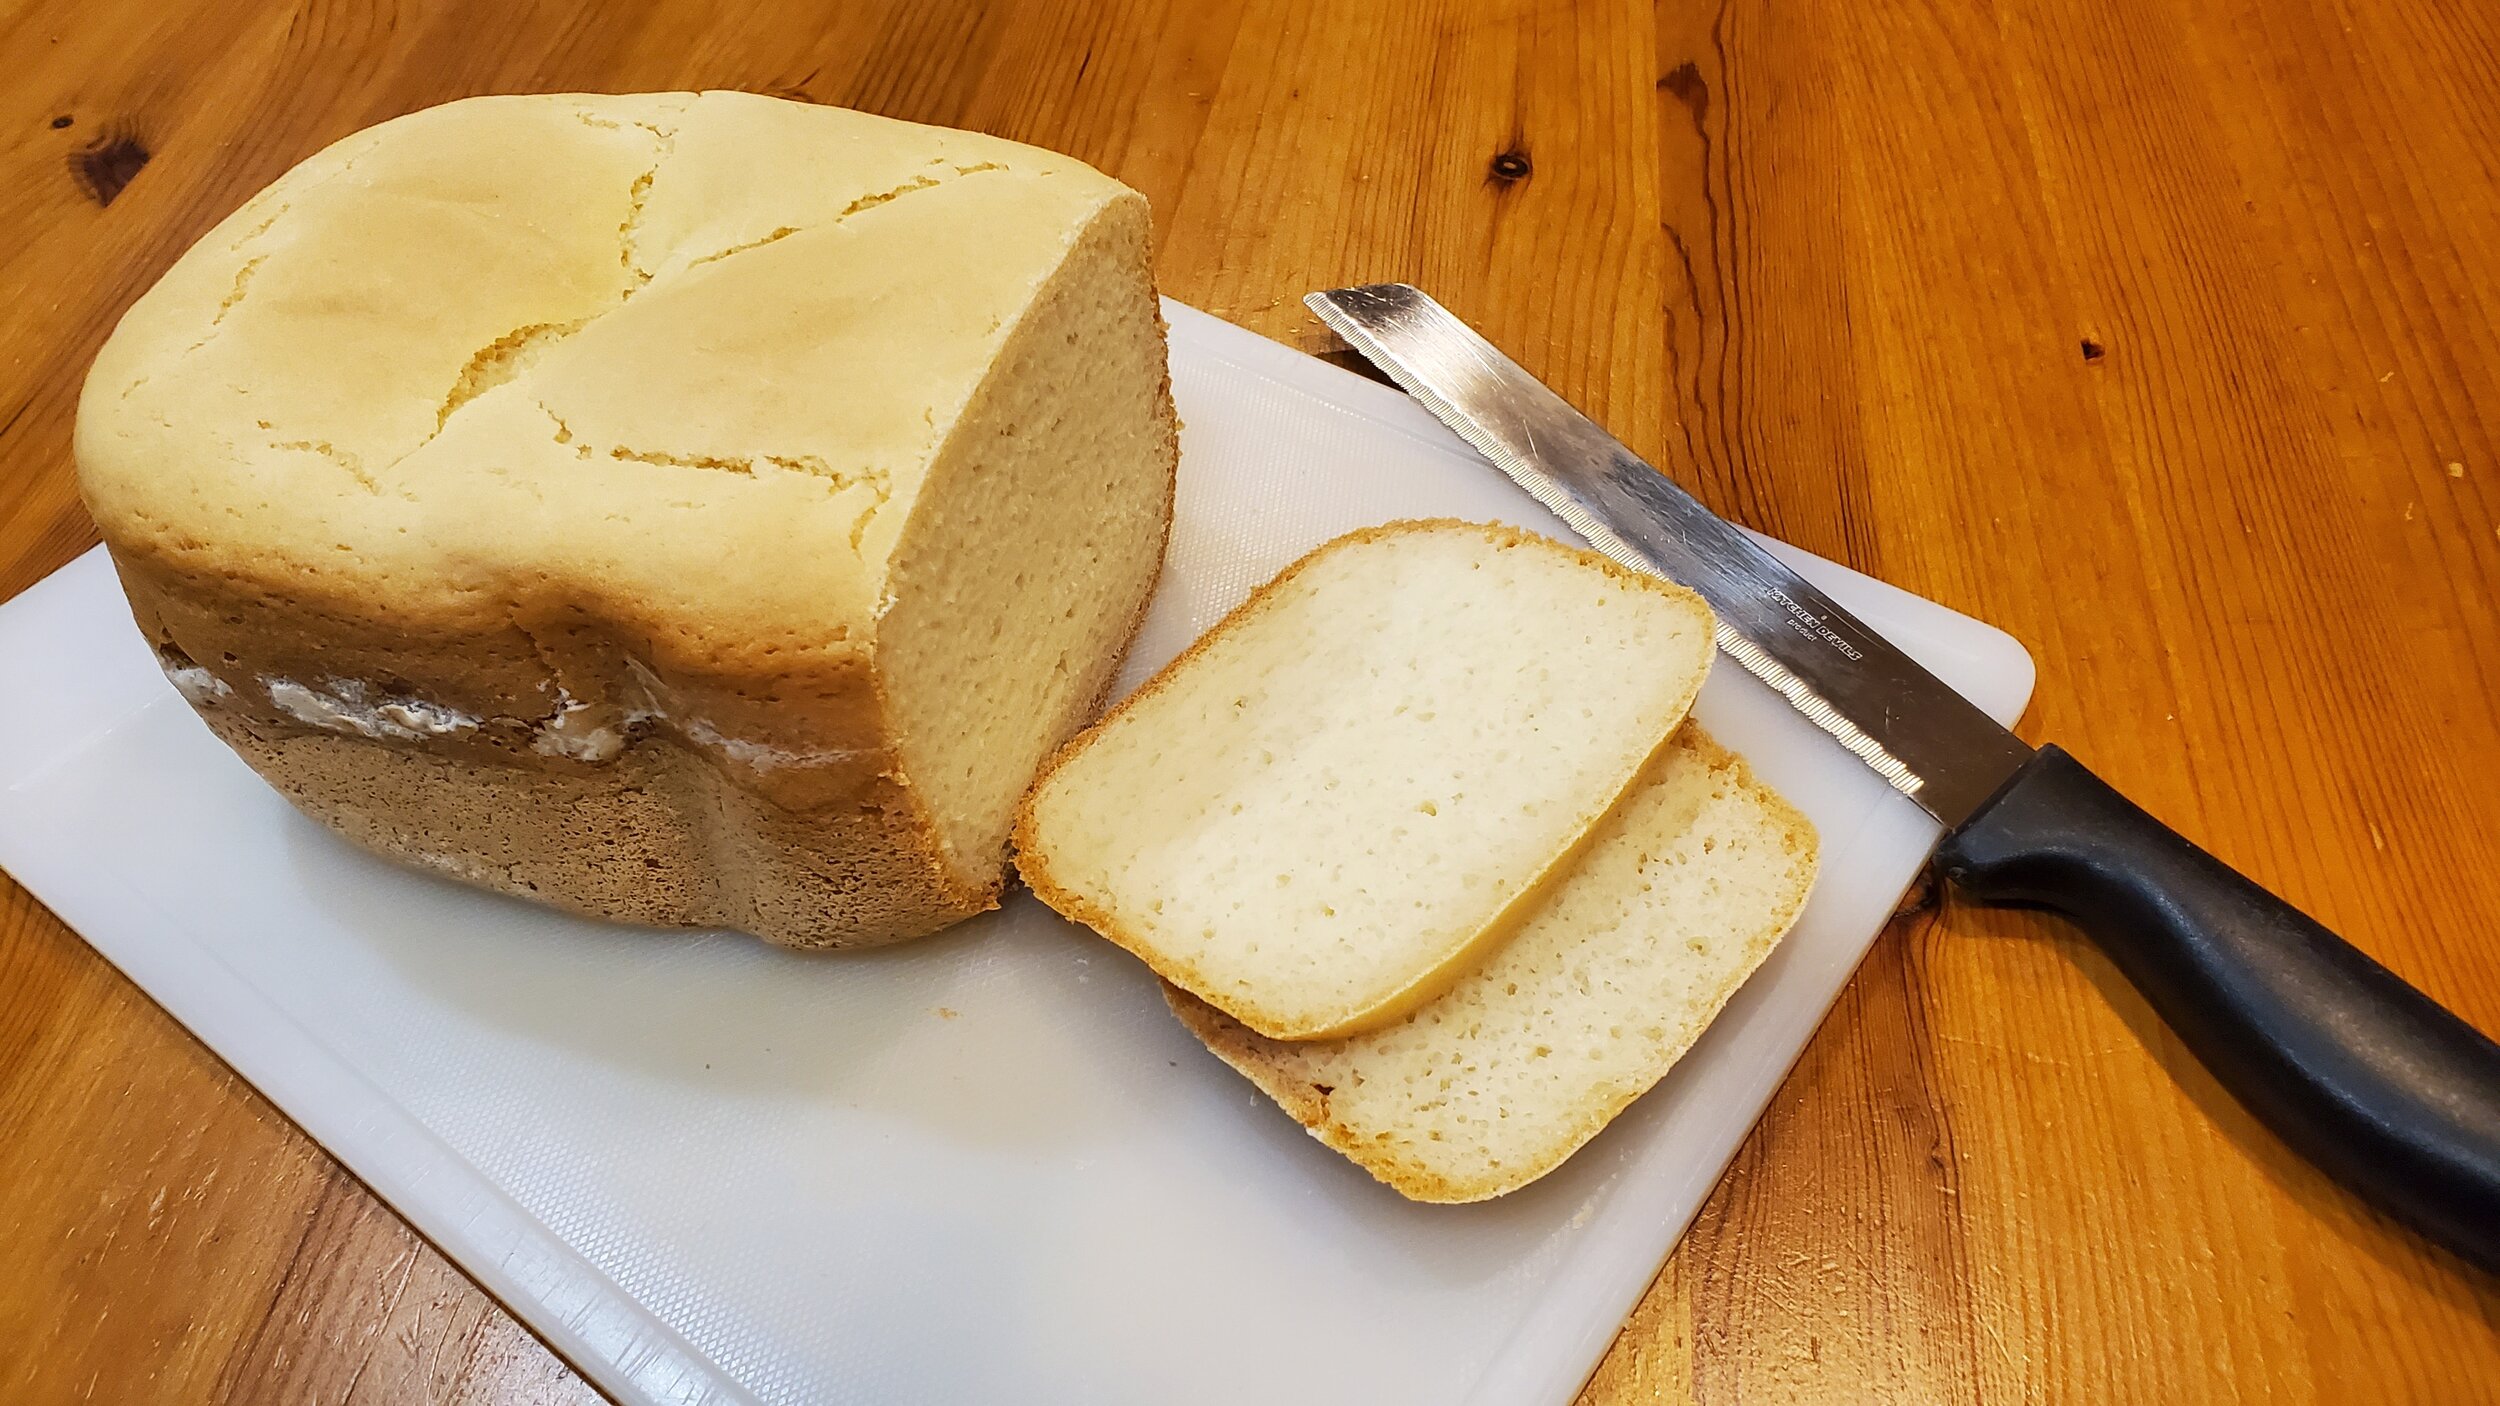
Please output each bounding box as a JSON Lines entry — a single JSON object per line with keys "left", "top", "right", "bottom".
{"left": 1013, "top": 519, "right": 1715, "bottom": 1040}
{"left": 1166, "top": 727, "right": 1817, "bottom": 1201}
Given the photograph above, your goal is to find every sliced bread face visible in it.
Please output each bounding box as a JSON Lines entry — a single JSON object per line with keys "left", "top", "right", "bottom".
{"left": 1014, "top": 519, "right": 1717, "bottom": 1041}
{"left": 1165, "top": 727, "right": 1818, "bottom": 1202}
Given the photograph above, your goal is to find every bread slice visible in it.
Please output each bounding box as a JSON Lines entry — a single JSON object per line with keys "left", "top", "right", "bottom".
{"left": 1166, "top": 727, "right": 1817, "bottom": 1202}
{"left": 1015, "top": 520, "right": 1716, "bottom": 1040}
{"left": 76, "top": 92, "right": 1177, "bottom": 948}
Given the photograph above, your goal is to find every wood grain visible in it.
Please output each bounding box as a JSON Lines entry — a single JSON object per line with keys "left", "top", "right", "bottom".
{"left": 2, "top": 0, "right": 2495, "bottom": 1401}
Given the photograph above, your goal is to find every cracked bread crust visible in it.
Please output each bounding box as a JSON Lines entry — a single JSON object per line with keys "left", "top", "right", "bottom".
{"left": 76, "top": 92, "right": 1178, "bottom": 947}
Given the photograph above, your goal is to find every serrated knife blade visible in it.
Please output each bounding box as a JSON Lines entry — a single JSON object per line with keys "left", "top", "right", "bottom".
{"left": 1306, "top": 281, "right": 2030, "bottom": 829}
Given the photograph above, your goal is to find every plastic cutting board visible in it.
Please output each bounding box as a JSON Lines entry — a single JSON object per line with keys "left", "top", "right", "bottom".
{"left": 0, "top": 301, "right": 2034, "bottom": 1406}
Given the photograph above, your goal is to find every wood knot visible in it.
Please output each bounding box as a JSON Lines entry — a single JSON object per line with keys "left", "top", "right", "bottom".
{"left": 71, "top": 130, "right": 150, "bottom": 207}
{"left": 49, "top": 114, "right": 73, "bottom": 130}
{"left": 1488, "top": 148, "right": 1532, "bottom": 186}
{"left": 2080, "top": 337, "right": 2107, "bottom": 362}
{"left": 1658, "top": 62, "right": 1710, "bottom": 127}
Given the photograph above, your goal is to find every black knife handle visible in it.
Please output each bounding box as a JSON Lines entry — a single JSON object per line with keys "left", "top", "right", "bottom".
{"left": 1933, "top": 744, "right": 2500, "bottom": 1272}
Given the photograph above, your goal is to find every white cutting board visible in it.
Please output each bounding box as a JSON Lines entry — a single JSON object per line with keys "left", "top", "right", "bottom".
{"left": 0, "top": 302, "right": 2032, "bottom": 1406}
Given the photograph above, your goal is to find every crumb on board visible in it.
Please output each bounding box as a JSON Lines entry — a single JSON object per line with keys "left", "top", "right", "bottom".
{"left": 935, "top": 1006, "right": 959, "bottom": 1020}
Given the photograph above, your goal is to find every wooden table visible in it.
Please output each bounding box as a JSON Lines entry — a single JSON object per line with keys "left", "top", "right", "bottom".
{"left": 4, "top": 0, "right": 2496, "bottom": 1400}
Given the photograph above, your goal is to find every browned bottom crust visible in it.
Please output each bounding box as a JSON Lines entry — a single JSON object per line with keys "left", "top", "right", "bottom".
{"left": 210, "top": 713, "right": 991, "bottom": 948}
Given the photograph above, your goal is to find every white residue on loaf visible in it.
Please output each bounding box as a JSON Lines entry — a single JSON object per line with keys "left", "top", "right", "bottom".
{"left": 160, "top": 661, "right": 235, "bottom": 705}
{"left": 379, "top": 698, "right": 481, "bottom": 735}
{"left": 265, "top": 677, "right": 482, "bottom": 741}
{"left": 531, "top": 691, "right": 628, "bottom": 763}
{"left": 251, "top": 666, "right": 849, "bottom": 772}
{"left": 681, "top": 715, "right": 864, "bottom": 772}
{"left": 530, "top": 678, "right": 838, "bottom": 772}
{"left": 535, "top": 708, "right": 842, "bottom": 770}
{"left": 532, "top": 721, "right": 623, "bottom": 762}
{"left": 617, "top": 657, "right": 853, "bottom": 772}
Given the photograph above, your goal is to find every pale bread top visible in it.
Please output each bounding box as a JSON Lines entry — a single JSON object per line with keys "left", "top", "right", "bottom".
{"left": 75, "top": 91, "right": 1133, "bottom": 671}
{"left": 1015, "top": 520, "right": 1716, "bottom": 1041}
{"left": 1168, "top": 726, "right": 1818, "bottom": 1201}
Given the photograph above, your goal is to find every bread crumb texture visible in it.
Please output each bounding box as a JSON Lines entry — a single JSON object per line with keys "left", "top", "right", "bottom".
{"left": 78, "top": 92, "right": 1179, "bottom": 946}
{"left": 1168, "top": 727, "right": 1818, "bottom": 1201}
{"left": 1016, "top": 521, "right": 1716, "bottom": 1039}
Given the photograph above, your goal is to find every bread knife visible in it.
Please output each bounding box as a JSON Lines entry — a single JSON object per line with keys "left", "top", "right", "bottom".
{"left": 1307, "top": 281, "right": 2500, "bottom": 1271}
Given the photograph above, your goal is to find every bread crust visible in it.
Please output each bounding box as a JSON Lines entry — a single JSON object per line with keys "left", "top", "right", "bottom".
{"left": 1012, "top": 518, "right": 1716, "bottom": 1036}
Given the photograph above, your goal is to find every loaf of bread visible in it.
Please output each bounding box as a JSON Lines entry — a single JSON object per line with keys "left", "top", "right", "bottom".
{"left": 1015, "top": 520, "right": 1717, "bottom": 1039}
{"left": 1167, "top": 727, "right": 1817, "bottom": 1201}
{"left": 74, "top": 92, "right": 1178, "bottom": 947}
